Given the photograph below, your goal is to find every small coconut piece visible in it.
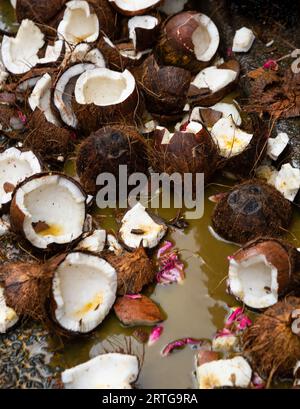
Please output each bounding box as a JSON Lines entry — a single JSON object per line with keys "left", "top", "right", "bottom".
{"left": 267, "top": 132, "right": 289, "bottom": 161}
{"left": 73, "top": 68, "right": 139, "bottom": 134}
{"left": 228, "top": 238, "right": 298, "bottom": 310}
{"left": 190, "top": 102, "right": 242, "bottom": 127}
{"left": 58, "top": 1, "right": 99, "bottom": 45}
{"left": 119, "top": 203, "right": 167, "bottom": 250}
{"left": 114, "top": 295, "right": 164, "bottom": 326}
{"left": 61, "top": 353, "right": 139, "bottom": 389}
{"left": 242, "top": 296, "right": 300, "bottom": 378}
{"left": 188, "top": 60, "right": 240, "bottom": 107}
{"left": 138, "top": 55, "right": 191, "bottom": 121}
{"left": 0, "top": 147, "right": 42, "bottom": 211}
{"left": 1, "top": 19, "right": 45, "bottom": 75}
{"left": 29, "top": 73, "right": 60, "bottom": 126}
{"left": 149, "top": 123, "right": 219, "bottom": 183}
{"left": 159, "top": 0, "right": 188, "bottom": 15}
{"left": 212, "top": 334, "right": 239, "bottom": 353}
{"left": 10, "top": 173, "right": 86, "bottom": 250}
{"left": 15, "top": 0, "right": 66, "bottom": 24}
{"left": 232, "top": 27, "right": 256, "bottom": 53}
{"left": 52, "top": 252, "right": 117, "bottom": 333}
{"left": 128, "top": 15, "right": 160, "bottom": 52}
{"left": 196, "top": 356, "right": 252, "bottom": 389}
{"left": 76, "top": 125, "right": 148, "bottom": 194}
{"left": 53, "top": 62, "right": 96, "bottom": 129}
{"left": 212, "top": 180, "right": 292, "bottom": 244}
{"left": 76, "top": 229, "right": 107, "bottom": 253}
{"left": 274, "top": 163, "right": 300, "bottom": 202}
{"left": 108, "top": 0, "right": 161, "bottom": 16}
{"left": 38, "top": 40, "right": 65, "bottom": 66}
{"left": 104, "top": 247, "right": 156, "bottom": 295}
{"left": 63, "top": 43, "right": 105, "bottom": 68}
{"left": 0, "top": 285, "right": 18, "bottom": 333}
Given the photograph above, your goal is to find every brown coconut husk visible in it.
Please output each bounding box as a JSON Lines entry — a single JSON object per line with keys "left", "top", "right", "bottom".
{"left": 136, "top": 55, "right": 191, "bottom": 118}
{"left": 0, "top": 253, "right": 66, "bottom": 321}
{"left": 212, "top": 179, "right": 293, "bottom": 244}
{"left": 24, "top": 109, "right": 74, "bottom": 164}
{"left": 15, "top": 0, "right": 67, "bottom": 24}
{"left": 76, "top": 124, "right": 148, "bottom": 194}
{"left": 0, "top": 105, "right": 26, "bottom": 138}
{"left": 148, "top": 126, "right": 220, "bottom": 185}
{"left": 242, "top": 296, "right": 300, "bottom": 380}
{"left": 88, "top": 0, "right": 118, "bottom": 40}
{"left": 103, "top": 247, "right": 156, "bottom": 295}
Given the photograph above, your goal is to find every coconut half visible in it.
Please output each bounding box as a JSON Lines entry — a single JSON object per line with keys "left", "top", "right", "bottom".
{"left": 10, "top": 173, "right": 86, "bottom": 249}
{"left": 53, "top": 63, "right": 96, "bottom": 128}
{"left": 58, "top": 0, "right": 99, "bottom": 45}
{"left": 0, "top": 147, "right": 42, "bottom": 210}
{"left": 29, "top": 73, "right": 60, "bottom": 126}
{"left": 0, "top": 285, "right": 18, "bottom": 333}
{"left": 120, "top": 203, "right": 167, "bottom": 250}
{"left": 196, "top": 356, "right": 252, "bottom": 389}
{"left": 1, "top": 19, "right": 45, "bottom": 75}
{"left": 52, "top": 252, "right": 117, "bottom": 333}
{"left": 211, "top": 117, "right": 253, "bottom": 158}
{"left": 109, "top": 0, "right": 161, "bottom": 16}
{"left": 61, "top": 353, "right": 139, "bottom": 388}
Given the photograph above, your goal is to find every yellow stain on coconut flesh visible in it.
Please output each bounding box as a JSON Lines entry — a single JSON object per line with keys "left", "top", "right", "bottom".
{"left": 38, "top": 224, "right": 64, "bottom": 237}
{"left": 74, "top": 294, "right": 103, "bottom": 319}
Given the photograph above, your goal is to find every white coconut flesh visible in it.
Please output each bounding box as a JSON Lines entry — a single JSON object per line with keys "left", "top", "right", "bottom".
{"left": 294, "top": 361, "right": 300, "bottom": 386}
{"left": 1, "top": 19, "right": 45, "bottom": 75}
{"left": 211, "top": 117, "right": 253, "bottom": 158}
{"left": 228, "top": 254, "right": 280, "bottom": 309}
{"left": 64, "top": 43, "right": 106, "bottom": 67}
{"left": 29, "top": 73, "right": 60, "bottom": 126}
{"left": 38, "top": 40, "right": 64, "bottom": 65}
{"left": 0, "top": 286, "right": 18, "bottom": 333}
{"left": 58, "top": 0, "right": 99, "bottom": 45}
{"left": 192, "top": 66, "right": 237, "bottom": 93}
{"left": 159, "top": 122, "right": 203, "bottom": 144}
{"left": 191, "top": 103, "right": 242, "bottom": 126}
{"left": 128, "top": 15, "right": 158, "bottom": 49}
{"left": 52, "top": 252, "right": 117, "bottom": 333}
{"left": 232, "top": 27, "right": 255, "bottom": 53}
{"left": 274, "top": 163, "right": 300, "bottom": 202}
{"left": 197, "top": 356, "right": 252, "bottom": 389}
{"left": 267, "top": 132, "right": 289, "bottom": 161}
{"left": 0, "top": 148, "right": 41, "bottom": 208}
{"left": 77, "top": 229, "right": 107, "bottom": 253}
{"left": 61, "top": 353, "right": 139, "bottom": 389}
{"left": 0, "top": 215, "right": 10, "bottom": 236}
{"left": 120, "top": 202, "right": 167, "bottom": 249}
{"left": 191, "top": 14, "right": 220, "bottom": 62}
{"left": 10, "top": 0, "right": 16, "bottom": 8}
{"left": 54, "top": 63, "right": 96, "bottom": 128}
{"left": 14, "top": 175, "right": 86, "bottom": 249}
{"left": 109, "top": 0, "right": 161, "bottom": 13}
{"left": 75, "top": 68, "right": 136, "bottom": 107}
{"left": 159, "top": 0, "right": 188, "bottom": 15}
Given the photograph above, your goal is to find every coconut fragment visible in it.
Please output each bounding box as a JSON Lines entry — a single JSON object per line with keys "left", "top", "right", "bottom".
{"left": 0, "top": 148, "right": 42, "bottom": 210}
{"left": 109, "top": 0, "right": 161, "bottom": 16}
{"left": 192, "top": 66, "right": 238, "bottom": 94}
{"left": 52, "top": 252, "right": 117, "bottom": 333}
{"left": 211, "top": 117, "right": 253, "bottom": 158}
{"left": 1, "top": 19, "right": 44, "bottom": 75}
{"left": 159, "top": 0, "right": 188, "bottom": 15}
{"left": 197, "top": 356, "right": 252, "bottom": 389}
{"left": 267, "top": 132, "right": 289, "bottom": 161}
{"left": 77, "top": 229, "right": 107, "bottom": 253}
{"left": 232, "top": 27, "right": 255, "bottom": 53}
{"left": 274, "top": 164, "right": 300, "bottom": 202}
{"left": 191, "top": 103, "right": 242, "bottom": 127}
{"left": 120, "top": 203, "right": 167, "bottom": 250}
{"left": 0, "top": 286, "right": 18, "bottom": 333}
{"left": 58, "top": 0, "right": 99, "bottom": 45}
{"left": 61, "top": 353, "right": 139, "bottom": 389}
{"left": 128, "top": 15, "right": 159, "bottom": 51}
{"left": 38, "top": 40, "right": 64, "bottom": 65}
{"left": 10, "top": 173, "right": 86, "bottom": 249}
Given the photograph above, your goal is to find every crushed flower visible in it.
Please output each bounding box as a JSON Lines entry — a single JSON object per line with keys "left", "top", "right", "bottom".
{"left": 156, "top": 241, "right": 185, "bottom": 284}
{"left": 17, "top": 111, "right": 27, "bottom": 124}
{"left": 263, "top": 59, "right": 278, "bottom": 70}
{"left": 148, "top": 325, "right": 164, "bottom": 346}
{"left": 225, "top": 307, "right": 252, "bottom": 333}
{"left": 161, "top": 338, "right": 203, "bottom": 357}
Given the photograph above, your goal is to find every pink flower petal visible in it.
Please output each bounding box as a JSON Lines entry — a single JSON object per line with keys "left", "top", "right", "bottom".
{"left": 17, "top": 111, "right": 27, "bottom": 124}
{"left": 157, "top": 241, "right": 173, "bottom": 258}
{"left": 148, "top": 325, "right": 164, "bottom": 346}
{"left": 124, "top": 294, "right": 142, "bottom": 299}
{"left": 161, "top": 338, "right": 203, "bottom": 357}
{"left": 263, "top": 59, "right": 278, "bottom": 70}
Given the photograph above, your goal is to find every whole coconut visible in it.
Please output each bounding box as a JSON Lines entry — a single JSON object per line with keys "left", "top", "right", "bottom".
{"left": 76, "top": 125, "right": 148, "bottom": 194}
{"left": 212, "top": 180, "right": 292, "bottom": 244}
{"left": 242, "top": 296, "right": 300, "bottom": 380}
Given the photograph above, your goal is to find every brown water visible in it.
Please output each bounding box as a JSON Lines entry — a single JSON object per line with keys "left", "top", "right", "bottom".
{"left": 1, "top": 0, "right": 300, "bottom": 389}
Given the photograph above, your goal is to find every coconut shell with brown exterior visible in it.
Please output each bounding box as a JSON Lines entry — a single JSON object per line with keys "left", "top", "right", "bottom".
{"left": 212, "top": 180, "right": 292, "bottom": 244}
{"left": 76, "top": 125, "right": 148, "bottom": 194}
{"left": 104, "top": 247, "right": 156, "bottom": 296}
{"left": 242, "top": 296, "right": 300, "bottom": 380}
{"left": 25, "top": 109, "right": 74, "bottom": 165}
{"left": 114, "top": 295, "right": 164, "bottom": 326}
{"left": 188, "top": 60, "right": 240, "bottom": 107}
{"left": 137, "top": 55, "right": 191, "bottom": 121}
{"left": 88, "top": 0, "right": 119, "bottom": 40}
{"left": 108, "top": 0, "right": 162, "bottom": 16}
{"left": 15, "top": 0, "right": 66, "bottom": 24}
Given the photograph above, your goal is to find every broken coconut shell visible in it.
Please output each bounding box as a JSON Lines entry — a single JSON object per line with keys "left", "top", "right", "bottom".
{"left": 242, "top": 296, "right": 300, "bottom": 379}
{"left": 76, "top": 125, "right": 148, "bottom": 194}
{"left": 228, "top": 237, "right": 299, "bottom": 310}
{"left": 15, "top": 0, "right": 66, "bottom": 24}
{"left": 114, "top": 295, "right": 164, "bottom": 326}
{"left": 103, "top": 246, "right": 156, "bottom": 296}
{"left": 212, "top": 180, "right": 292, "bottom": 244}
{"left": 108, "top": 0, "right": 162, "bottom": 16}
{"left": 156, "top": 11, "right": 220, "bottom": 74}
{"left": 127, "top": 15, "right": 161, "bottom": 53}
